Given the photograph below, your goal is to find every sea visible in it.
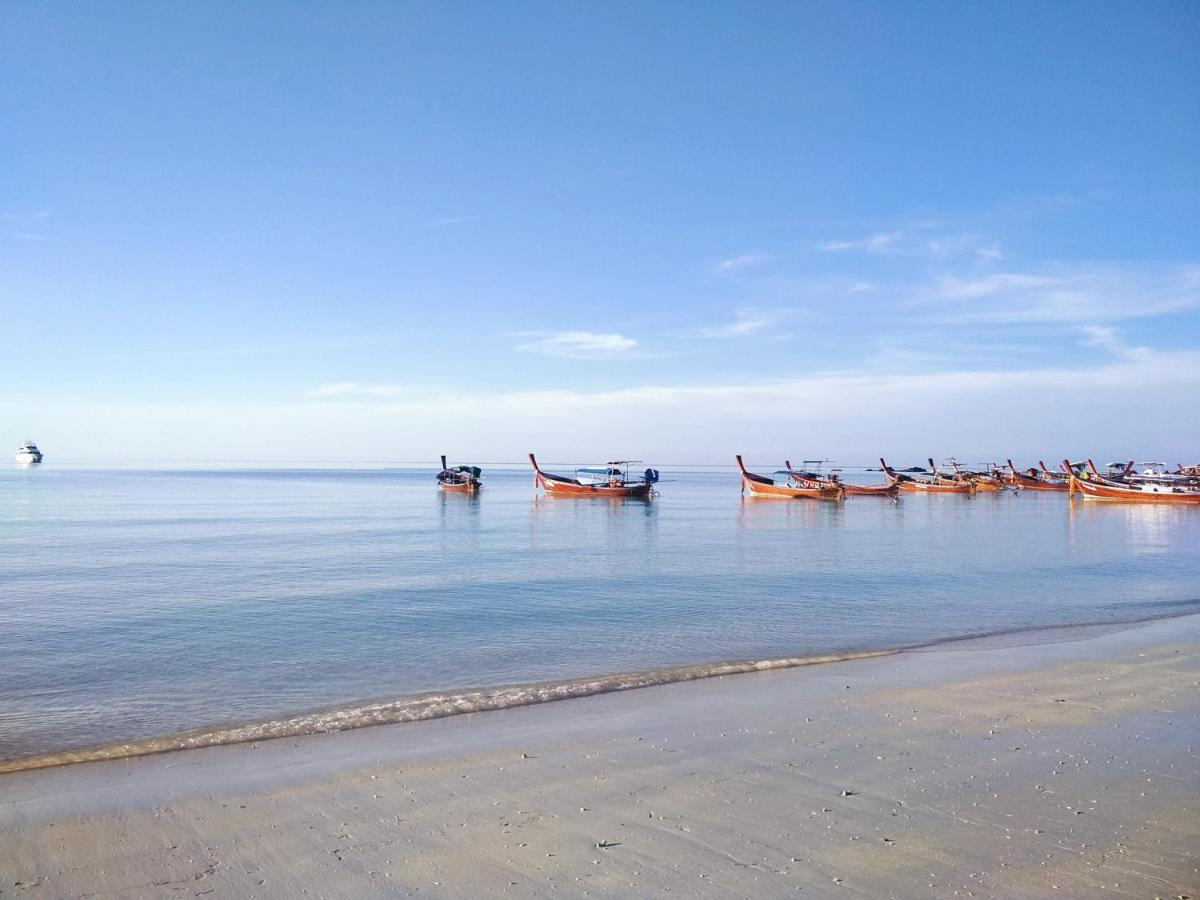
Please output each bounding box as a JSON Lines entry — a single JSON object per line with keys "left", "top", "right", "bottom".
{"left": 2, "top": 461, "right": 1198, "bottom": 768}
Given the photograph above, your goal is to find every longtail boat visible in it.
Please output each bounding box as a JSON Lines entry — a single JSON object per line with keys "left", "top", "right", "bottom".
{"left": 1004, "top": 459, "right": 1068, "bottom": 491}
{"left": 529, "top": 453, "right": 658, "bottom": 498}
{"left": 880, "top": 458, "right": 974, "bottom": 494}
{"left": 1063, "top": 458, "right": 1200, "bottom": 504}
{"left": 785, "top": 459, "right": 898, "bottom": 498}
{"left": 937, "top": 457, "right": 1004, "bottom": 492}
{"left": 1038, "top": 460, "right": 1072, "bottom": 488}
{"left": 436, "top": 455, "right": 482, "bottom": 492}
{"left": 1124, "top": 462, "right": 1200, "bottom": 487}
{"left": 736, "top": 456, "right": 844, "bottom": 500}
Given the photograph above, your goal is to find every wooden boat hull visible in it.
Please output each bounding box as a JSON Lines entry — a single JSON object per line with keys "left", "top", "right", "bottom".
{"left": 535, "top": 472, "right": 653, "bottom": 498}
{"left": 840, "top": 482, "right": 900, "bottom": 497}
{"left": 529, "top": 454, "right": 654, "bottom": 498}
{"left": 897, "top": 480, "right": 974, "bottom": 494}
{"left": 969, "top": 478, "right": 1004, "bottom": 492}
{"left": 1011, "top": 477, "right": 1066, "bottom": 491}
{"left": 783, "top": 460, "right": 896, "bottom": 497}
{"left": 1070, "top": 476, "right": 1200, "bottom": 503}
{"left": 880, "top": 459, "right": 973, "bottom": 493}
{"left": 439, "top": 480, "right": 479, "bottom": 493}
{"left": 738, "top": 455, "right": 843, "bottom": 500}
{"left": 742, "top": 475, "right": 842, "bottom": 500}
{"left": 1064, "top": 458, "right": 1200, "bottom": 504}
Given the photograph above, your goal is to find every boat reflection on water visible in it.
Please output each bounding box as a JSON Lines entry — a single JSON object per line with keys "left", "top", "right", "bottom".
{"left": 736, "top": 491, "right": 846, "bottom": 531}
{"left": 1068, "top": 492, "right": 1191, "bottom": 556}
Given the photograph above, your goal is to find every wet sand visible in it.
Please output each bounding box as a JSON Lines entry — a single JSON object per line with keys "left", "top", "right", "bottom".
{"left": 2, "top": 615, "right": 1197, "bottom": 898}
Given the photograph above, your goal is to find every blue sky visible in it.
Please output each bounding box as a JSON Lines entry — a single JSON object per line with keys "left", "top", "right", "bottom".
{"left": 3, "top": 1, "right": 1198, "bottom": 464}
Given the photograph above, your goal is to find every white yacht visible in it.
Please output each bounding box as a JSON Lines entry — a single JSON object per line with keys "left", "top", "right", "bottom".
{"left": 16, "top": 441, "right": 43, "bottom": 464}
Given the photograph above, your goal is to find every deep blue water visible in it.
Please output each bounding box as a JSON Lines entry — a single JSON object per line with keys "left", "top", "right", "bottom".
{"left": 2, "top": 462, "right": 1198, "bottom": 760}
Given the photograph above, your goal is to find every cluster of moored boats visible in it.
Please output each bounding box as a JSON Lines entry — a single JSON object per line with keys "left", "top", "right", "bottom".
{"left": 432, "top": 453, "right": 1200, "bottom": 504}
{"left": 436, "top": 454, "right": 661, "bottom": 497}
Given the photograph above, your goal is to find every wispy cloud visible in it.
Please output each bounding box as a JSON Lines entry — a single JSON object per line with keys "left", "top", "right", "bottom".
{"left": 819, "top": 232, "right": 904, "bottom": 254}
{"left": 3, "top": 208, "right": 54, "bottom": 241}
{"left": 715, "top": 251, "right": 770, "bottom": 272}
{"left": 428, "top": 216, "right": 476, "bottom": 227}
{"left": 294, "top": 348, "right": 1200, "bottom": 437}
{"left": 928, "top": 265, "right": 1200, "bottom": 324}
{"left": 1077, "top": 324, "right": 1154, "bottom": 362}
{"left": 22, "top": 347, "right": 1200, "bottom": 462}
{"left": 699, "top": 308, "right": 775, "bottom": 338}
{"left": 0, "top": 208, "right": 52, "bottom": 222}
{"left": 306, "top": 382, "right": 430, "bottom": 398}
{"left": 819, "top": 223, "right": 1003, "bottom": 260}
{"left": 516, "top": 330, "right": 638, "bottom": 358}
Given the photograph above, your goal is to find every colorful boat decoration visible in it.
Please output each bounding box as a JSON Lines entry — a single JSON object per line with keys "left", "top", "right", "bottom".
{"left": 529, "top": 454, "right": 658, "bottom": 498}
{"left": 1003, "top": 459, "right": 1068, "bottom": 491}
{"left": 436, "top": 455, "right": 482, "bottom": 492}
{"left": 1063, "top": 458, "right": 1200, "bottom": 504}
{"left": 880, "top": 458, "right": 974, "bottom": 493}
{"left": 785, "top": 459, "right": 898, "bottom": 498}
{"left": 736, "top": 456, "right": 845, "bottom": 500}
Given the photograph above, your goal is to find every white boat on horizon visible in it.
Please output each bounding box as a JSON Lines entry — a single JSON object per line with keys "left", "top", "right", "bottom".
{"left": 16, "top": 441, "right": 43, "bottom": 464}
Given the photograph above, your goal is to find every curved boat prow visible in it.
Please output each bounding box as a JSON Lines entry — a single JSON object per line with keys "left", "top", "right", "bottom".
{"left": 529, "top": 452, "right": 546, "bottom": 488}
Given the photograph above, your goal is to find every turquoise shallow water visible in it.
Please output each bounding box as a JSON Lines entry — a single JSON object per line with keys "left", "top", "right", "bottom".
{"left": 2, "top": 462, "right": 1198, "bottom": 761}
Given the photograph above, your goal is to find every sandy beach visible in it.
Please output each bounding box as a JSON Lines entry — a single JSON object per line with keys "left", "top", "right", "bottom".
{"left": 2, "top": 615, "right": 1197, "bottom": 899}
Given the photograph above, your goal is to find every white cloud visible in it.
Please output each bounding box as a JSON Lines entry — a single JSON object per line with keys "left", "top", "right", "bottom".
{"left": 819, "top": 232, "right": 904, "bottom": 254}
{"left": 429, "top": 216, "right": 475, "bottom": 226}
{"left": 306, "top": 382, "right": 429, "bottom": 398}
{"left": 699, "top": 308, "right": 773, "bottom": 338}
{"left": 715, "top": 252, "right": 770, "bottom": 272}
{"left": 12, "top": 348, "right": 1198, "bottom": 463}
{"left": 516, "top": 331, "right": 638, "bottom": 358}
{"left": 820, "top": 225, "right": 1003, "bottom": 261}
{"left": 1077, "top": 324, "right": 1153, "bottom": 361}
{"left": 929, "top": 265, "right": 1200, "bottom": 324}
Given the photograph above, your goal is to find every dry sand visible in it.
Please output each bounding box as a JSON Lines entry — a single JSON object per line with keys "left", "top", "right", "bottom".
{"left": 1, "top": 616, "right": 1197, "bottom": 899}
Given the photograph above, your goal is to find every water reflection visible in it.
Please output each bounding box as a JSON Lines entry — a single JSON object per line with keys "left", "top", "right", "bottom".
{"left": 1067, "top": 497, "right": 1196, "bottom": 556}
{"left": 736, "top": 495, "right": 845, "bottom": 531}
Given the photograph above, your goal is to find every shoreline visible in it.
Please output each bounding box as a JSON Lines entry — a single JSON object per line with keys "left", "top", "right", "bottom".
{"left": 4, "top": 607, "right": 1198, "bottom": 776}
{"left": 2, "top": 613, "right": 1197, "bottom": 897}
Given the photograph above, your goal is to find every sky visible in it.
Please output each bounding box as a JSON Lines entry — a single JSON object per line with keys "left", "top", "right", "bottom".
{"left": 2, "top": 1, "right": 1198, "bottom": 465}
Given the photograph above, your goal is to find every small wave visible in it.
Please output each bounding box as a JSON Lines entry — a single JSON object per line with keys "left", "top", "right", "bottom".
{"left": 0, "top": 650, "right": 892, "bottom": 775}
{"left": 3, "top": 605, "right": 1197, "bottom": 776}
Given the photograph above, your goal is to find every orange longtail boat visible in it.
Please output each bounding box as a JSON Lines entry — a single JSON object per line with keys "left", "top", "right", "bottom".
{"left": 880, "top": 458, "right": 974, "bottom": 494}
{"left": 436, "top": 455, "right": 482, "bottom": 492}
{"left": 736, "top": 456, "right": 844, "bottom": 500}
{"left": 1004, "top": 459, "right": 1068, "bottom": 491}
{"left": 936, "top": 458, "right": 1005, "bottom": 491}
{"left": 1064, "top": 458, "right": 1200, "bottom": 504}
{"left": 529, "top": 454, "right": 658, "bottom": 498}
{"left": 785, "top": 460, "right": 898, "bottom": 498}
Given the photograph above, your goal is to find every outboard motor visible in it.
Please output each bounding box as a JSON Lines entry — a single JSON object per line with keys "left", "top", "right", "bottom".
{"left": 643, "top": 468, "right": 660, "bottom": 484}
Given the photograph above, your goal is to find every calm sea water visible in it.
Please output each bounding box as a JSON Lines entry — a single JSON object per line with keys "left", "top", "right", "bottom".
{"left": 2, "top": 462, "right": 1198, "bottom": 762}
